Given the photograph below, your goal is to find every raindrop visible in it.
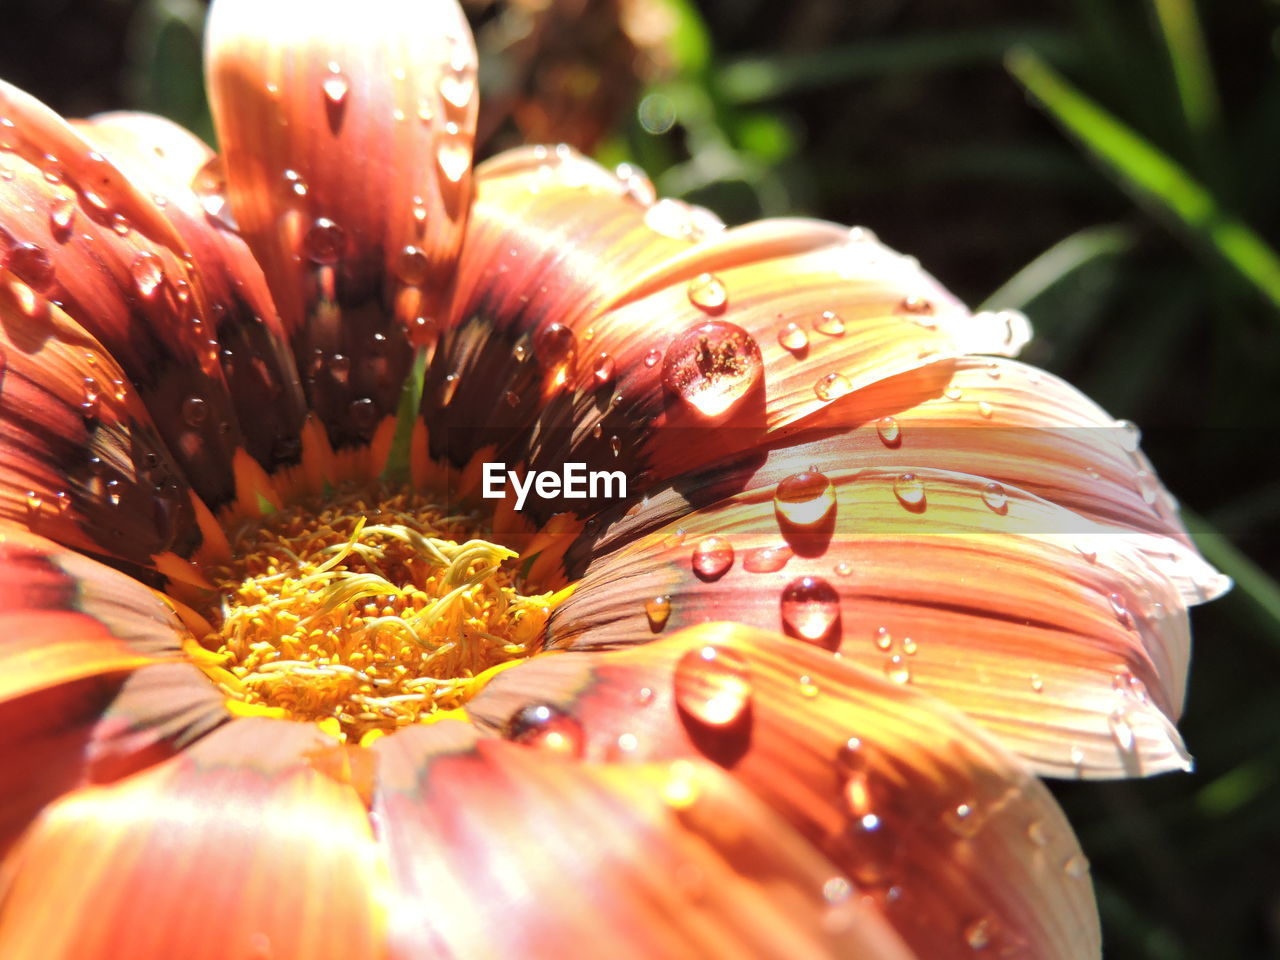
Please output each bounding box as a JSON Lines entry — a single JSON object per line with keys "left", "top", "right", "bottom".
{"left": 944, "top": 385, "right": 963, "bottom": 401}
{"left": 1030, "top": 674, "right": 1044, "bottom": 693}
{"left": 686, "top": 272, "right": 727, "bottom": 312}
{"left": 742, "top": 544, "right": 793, "bottom": 573}
{"left": 874, "top": 626, "right": 892, "bottom": 651}
{"left": 534, "top": 322, "right": 576, "bottom": 380}
{"left": 673, "top": 645, "right": 752, "bottom": 727}
{"left": 798, "top": 675, "right": 820, "bottom": 698}
{"left": 349, "top": 397, "right": 378, "bottom": 432}
{"left": 181, "top": 395, "right": 207, "bottom": 427}
{"left": 1027, "top": 820, "right": 1047, "bottom": 846}
{"left": 330, "top": 353, "right": 351, "bottom": 385}
{"left": 883, "top": 655, "right": 910, "bottom": 684}
{"left": 322, "top": 74, "right": 349, "bottom": 107}
{"left": 609, "top": 434, "right": 621, "bottom": 457}
{"left": 777, "top": 322, "right": 808, "bottom": 353}
{"left": 834, "top": 561, "right": 852, "bottom": 576}
{"left": 6, "top": 242, "right": 55, "bottom": 292}
{"left": 944, "top": 800, "right": 980, "bottom": 838}
{"left": 774, "top": 470, "right": 836, "bottom": 528}
{"left": 691, "top": 536, "right": 734, "bottom": 580}
{"left": 1064, "top": 855, "right": 1089, "bottom": 879}
{"left": 822, "top": 877, "right": 852, "bottom": 905}
{"left": 25, "top": 491, "right": 42, "bottom": 519}
{"left": 436, "top": 141, "right": 470, "bottom": 183}
{"left": 80, "top": 377, "right": 101, "bottom": 419}
{"left": 440, "top": 372, "right": 459, "bottom": 406}
{"left": 282, "top": 168, "right": 308, "bottom": 198}
{"left": 980, "top": 481, "right": 1008, "bottom": 513}
{"left": 439, "top": 69, "right": 476, "bottom": 110}
{"left": 1116, "top": 419, "right": 1141, "bottom": 452}
{"left": 394, "top": 245, "right": 430, "bottom": 285}
{"left": 615, "top": 163, "right": 656, "bottom": 206}
{"left": 645, "top": 595, "right": 671, "bottom": 631}
{"left": 192, "top": 156, "right": 236, "bottom": 230}
{"left": 592, "top": 353, "right": 616, "bottom": 386}
{"left": 130, "top": 252, "right": 164, "bottom": 299}
{"left": 780, "top": 575, "right": 841, "bottom": 648}
{"left": 893, "top": 473, "right": 926, "bottom": 510}
{"left": 899, "top": 295, "right": 934, "bottom": 316}
{"left": 506, "top": 703, "right": 584, "bottom": 756}
{"left": 1108, "top": 708, "right": 1136, "bottom": 753}
{"left": 644, "top": 348, "right": 661, "bottom": 368}
{"left": 963, "top": 918, "right": 991, "bottom": 951}
{"left": 1108, "top": 592, "right": 1132, "bottom": 627}
{"left": 875, "top": 416, "right": 900, "bottom": 447}
{"left": 977, "top": 400, "right": 994, "bottom": 419}
{"left": 49, "top": 197, "right": 75, "bottom": 241}
{"left": 814, "top": 372, "right": 852, "bottom": 402}
{"left": 661, "top": 320, "right": 763, "bottom": 419}
{"left": 813, "top": 310, "right": 845, "bottom": 336}
{"left": 504, "top": 390, "right": 520, "bottom": 409}
{"left": 901, "top": 637, "right": 917, "bottom": 655}
{"left": 303, "top": 218, "right": 345, "bottom": 265}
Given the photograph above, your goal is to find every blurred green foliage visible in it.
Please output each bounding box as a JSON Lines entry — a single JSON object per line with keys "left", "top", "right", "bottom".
{"left": 2, "top": 0, "right": 1278, "bottom": 955}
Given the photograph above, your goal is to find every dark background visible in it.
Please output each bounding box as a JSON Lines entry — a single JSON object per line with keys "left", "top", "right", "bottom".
{"left": 3, "top": 0, "right": 1278, "bottom": 955}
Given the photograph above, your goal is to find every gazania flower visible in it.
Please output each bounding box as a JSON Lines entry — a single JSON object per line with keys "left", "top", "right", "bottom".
{"left": 0, "top": 0, "right": 1228, "bottom": 957}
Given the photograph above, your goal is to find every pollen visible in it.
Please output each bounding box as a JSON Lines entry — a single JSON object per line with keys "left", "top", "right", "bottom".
{"left": 193, "top": 487, "right": 562, "bottom": 742}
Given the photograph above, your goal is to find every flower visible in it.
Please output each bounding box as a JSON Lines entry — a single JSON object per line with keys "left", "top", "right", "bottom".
{"left": 0, "top": 0, "right": 1228, "bottom": 957}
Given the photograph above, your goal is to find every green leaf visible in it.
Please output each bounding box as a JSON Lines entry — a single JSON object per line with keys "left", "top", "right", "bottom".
{"left": 126, "top": 0, "right": 215, "bottom": 147}
{"left": 980, "top": 223, "right": 1136, "bottom": 312}
{"left": 382, "top": 348, "right": 428, "bottom": 485}
{"left": 1007, "top": 47, "right": 1280, "bottom": 316}
{"left": 1150, "top": 0, "right": 1222, "bottom": 147}
{"left": 1183, "top": 507, "right": 1280, "bottom": 651}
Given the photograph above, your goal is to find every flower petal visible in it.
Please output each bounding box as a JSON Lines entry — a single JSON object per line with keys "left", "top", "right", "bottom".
{"left": 372, "top": 722, "right": 915, "bottom": 959}
{"left": 468, "top": 625, "right": 1100, "bottom": 959}
{"left": 551, "top": 462, "right": 1200, "bottom": 779}
{"left": 0, "top": 719, "right": 388, "bottom": 960}
{"left": 0, "top": 81, "right": 261, "bottom": 511}
{"left": 74, "top": 112, "right": 310, "bottom": 482}
{"left": 206, "top": 0, "right": 477, "bottom": 452}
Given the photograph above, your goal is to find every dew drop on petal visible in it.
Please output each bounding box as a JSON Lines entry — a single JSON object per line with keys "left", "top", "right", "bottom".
{"left": 1108, "top": 592, "right": 1132, "bottom": 627}
{"left": 330, "top": 353, "right": 351, "bottom": 385}
{"left": 963, "top": 918, "right": 991, "bottom": 951}
{"left": 644, "top": 595, "right": 671, "bottom": 631}
{"left": 1116, "top": 419, "right": 1141, "bottom": 452}
{"left": 506, "top": 703, "right": 584, "bottom": 757}
{"left": 813, "top": 310, "right": 845, "bottom": 336}
{"left": 322, "top": 74, "right": 349, "bottom": 107}
{"left": 977, "top": 400, "right": 994, "bottom": 419}
{"left": 436, "top": 141, "right": 470, "bottom": 183}
{"left": 49, "top": 196, "right": 75, "bottom": 241}
{"left": 6, "top": 242, "right": 55, "bottom": 292}
{"left": 944, "top": 800, "right": 980, "bottom": 838}
{"left": 674, "top": 644, "right": 752, "bottom": 727}
{"left": 1030, "top": 673, "right": 1044, "bottom": 693}
{"left": 394, "top": 245, "right": 430, "bottom": 285}
{"left": 875, "top": 416, "right": 900, "bottom": 447}
{"left": 780, "top": 575, "right": 841, "bottom": 647}
{"left": 644, "top": 348, "right": 661, "bottom": 368}
{"left": 130, "top": 251, "right": 164, "bottom": 299}
{"left": 774, "top": 470, "right": 836, "bottom": 528}
{"left": 691, "top": 536, "right": 734, "bottom": 580}
{"left": 181, "top": 395, "right": 207, "bottom": 427}
{"left": 1108, "top": 708, "right": 1137, "bottom": 753}
{"left": 874, "top": 626, "right": 892, "bottom": 651}
{"left": 303, "top": 218, "right": 345, "bottom": 265}
{"left": 899, "top": 294, "right": 934, "bottom": 317}
{"left": 592, "top": 352, "right": 616, "bottom": 386}
{"left": 834, "top": 561, "right": 852, "bottom": 576}
{"left": 686, "top": 272, "right": 727, "bottom": 312}
{"left": 742, "top": 544, "right": 793, "bottom": 573}
{"left": 777, "top": 321, "right": 808, "bottom": 352}
{"left": 893, "top": 473, "right": 925, "bottom": 509}
{"left": 980, "top": 481, "right": 1008, "bottom": 513}
{"left": 883, "top": 655, "right": 910, "bottom": 684}
{"left": 1064, "top": 855, "right": 1089, "bottom": 879}
{"left": 534, "top": 322, "right": 576, "bottom": 378}
{"left": 440, "top": 372, "right": 459, "bottom": 406}
{"left": 661, "top": 321, "right": 763, "bottom": 419}
{"left": 349, "top": 397, "right": 378, "bottom": 433}
{"left": 822, "top": 876, "right": 852, "bottom": 905}
{"left": 814, "top": 372, "right": 852, "bottom": 402}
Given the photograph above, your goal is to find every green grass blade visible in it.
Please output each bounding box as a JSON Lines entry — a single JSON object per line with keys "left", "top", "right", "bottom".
{"left": 1007, "top": 47, "right": 1280, "bottom": 316}
{"left": 1150, "top": 0, "right": 1222, "bottom": 146}
{"left": 980, "top": 223, "right": 1136, "bottom": 311}
{"left": 1183, "top": 507, "right": 1280, "bottom": 650}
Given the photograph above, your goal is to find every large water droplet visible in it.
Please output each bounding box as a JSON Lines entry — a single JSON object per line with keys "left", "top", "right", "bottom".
{"left": 686, "top": 272, "right": 727, "bottom": 312}
{"left": 436, "top": 141, "right": 470, "bottom": 183}
{"left": 691, "top": 536, "right": 734, "bottom": 580}
{"left": 883, "top": 655, "right": 911, "bottom": 684}
{"left": 674, "top": 645, "right": 752, "bottom": 727}
{"left": 780, "top": 575, "right": 841, "bottom": 648}
{"left": 181, "top": 395, "right": 207, "bottom": 427}
{"left": 592, "top": 352, "right": 616, "bottom": 386}
{"left": 777, "top": 322, "right": 808, "bottom": 353}
{"left": 980, "top": 481, "right": 1008, "bottom": 513}
{"left": 130, "top": 252, "right": 164, "bottom": 299}
{"left": 742, "top": 544, "right": 793, "bottom": 573}
{"left": 813, "top": 310, "right": 845, "bottom": 336}
{"left": 893, "top": 473, "right": 926, "bottom": 510}
{"left": 661, "top": 321, "right": 763, "bottom": 419}
{"left": 814, "top": 372, "right": 852, "bottom": 402}
{"left": 303, "top": 218, "right": 345, "bottom": 265}
{"left": 506, "top": 703, "right": 584, "bottom": 756}
{"left": 394, "top": 245, "right": 429, "bottom": 285}
{"left": 48, "top": 196, "right": 75, "bottom": 242}
{"left": 6, "top": 242, "right": 55, "bottom": 292}
{"left": 534, "top": 322, "right": 576, "bottom": 384}
{"left": 875, "top": 416, "right": 900, "bottom": 447}
{"left": 774, "top": 470, "right": 836, "bottom": 528}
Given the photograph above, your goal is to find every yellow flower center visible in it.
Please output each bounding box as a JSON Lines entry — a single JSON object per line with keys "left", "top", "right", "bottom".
{"left": 191, "top": 487, "right": 562, "bottom": 743}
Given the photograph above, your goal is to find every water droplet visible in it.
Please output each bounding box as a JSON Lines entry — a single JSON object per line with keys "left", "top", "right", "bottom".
{"left": 645, "top": 595, "right": 671, "bottom": 631}
{"left": 814, "top": 372, "right": 852, "bottom": 402}
{"left": 884, "top": 655, "right": 910, "bottom": 684}
{"left": 303, "top": 218, "right": 345, "bottom": 264}
{"left": 874, "top": 626, "right": 892, "bottom": 651}
{"left": 192, "top": 156, "right": 237, "bottom": 230}
{"left": 1027, "top": 820, "right": 1047, "bottom": 846}
{"left": 813, "top": 310, "right": 845, "bottom": 336}
{"left": 49, "top": 196, "right": 75, "bottom": 241}
{"left": 901, "top": 637, "right": 917, "bottom": 655}
{"left": 130, "top": 252, "right": 164, "bottom": 299}
{"left": 609, "top": 434, "right": 622, "bottom": 457}
{"left": 834, "top": 561, "right": 852, "bottom": 576}
{"left": 964, "top": 918, "right": 991, "bottom": 951}
{"left": 322, "top": 74, "right": 349, "bottom": 107}
{"left": 893, "top": 473, "right": 925, "bottom": 510}
{"left": 780, "top": 575, "right": 841, "bottom": 648}
{"left": 774, "top": 470, "right": 836, "bottom": 528}
{"left": 674, "top": 645, "right": 752, "bottom": 727}
{"left": 976, "top": 400, "right": 994, "bottom": 419}
{"left": 504, "top": 390, "right": 521, "bottom": 409}
{"left": 691, "top": 536, "right": 734, "bottom": 580}
{"left": 875, "top": 416, "right": 900, "bottom": 447}
{"left": 330, "top": 353, "right": 351, "bottom": 385}
{"left": 440, "top": 372, "right": 459, "bottom": 406}
{"left": 439, "top": 69, "right": 476, "bottom": 110}
{"left": 1030, "top": 673, "right": 1044, "bottom": 693}
{"left": 980, "top": 481, "right": 1008, "bottom": 513}
{"left": 80, "top": 377, "right": 100, "bottom": 419}
{"left": 1108, "top": 592, "right": 1132, "bottom": 627}
{"left": 777, "top": 322, "right": 808, "bottom": 352}
{"left": 644, "top": 348, "right": 661, "bottom": 367}
{"left": 181, "top": 395, "right": 207, "bottom": 427}
{"left": 661, "top": 321, "right": 763, "bottom": 419}
{"left": 6, "top": 242, "right": 55, "bottom": 292}
{"left": 349, "top": 397, "right": 378, "bottom": 432}
{"left": 282, "top": 168, "right": 308, "bottom": 198}
{"left": 1064, "top": 854, "right": 1089, "bottom": 878}
{"left": 614, "top": 163, "right": 656, "bottom": 206}
{"left": 822, "top": 876, "right": 852, "bottom": 905}
{"left": 899, "top": 295, "right": 934, "bottom": 316}
{"left": 506, "top": 703, "right": 584, "bottom": 756}
{"left": 394, "top": 245, "right": 429, "bottom": 285}
{"left": 25, "top": 491, "right": 42, "bottom": 518}
{"left": 436, "top": 141, "right": 470, "bottom": 183}
{"left": 591, "top": 353, "right": 616, "bottom": 386}
{"left": 1116, "top": 419, "right": 1141, "bottom": 452}
{"left": 742, "top": 544, "right": 793, "bottom": 573}
{"left": 686, "top": 272, "right": 727, "bottom": 312}
{"left": 1108, "top": 708, "right": 1136, "bottom": 753}
{"left": 534, "top": 322, "right": 576, "bottom": 382}
{"left": 944, "top": 800, "right": 980, "bottom": 838}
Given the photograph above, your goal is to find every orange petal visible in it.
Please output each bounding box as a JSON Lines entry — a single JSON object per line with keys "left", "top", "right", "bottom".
{"left": 206, "top": 0, "right": 477, "bottom": 452}
{"left": 552, "top": 464, "right": 1203, "bottom": 779}
{"left": 0, "top": 718, "right": 389, "bottom": 960}
{"left": 0, "top": 273, "right": 207, "bottom": 574}
{"left": 372, "top": 721, "right": 915, "bottom": 959}
{"left": 468, "top": 625, "right": 1100, "bottom": 959}
{"left": 0, "top": 81, "right": 259, "bottom": 511}
{"left": 74, "top": 112, "right": 310, "bottom": 480}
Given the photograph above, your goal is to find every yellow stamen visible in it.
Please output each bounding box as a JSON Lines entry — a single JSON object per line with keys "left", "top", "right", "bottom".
{"left": 192, "top": 487, "right": 561, "bottom": 741}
